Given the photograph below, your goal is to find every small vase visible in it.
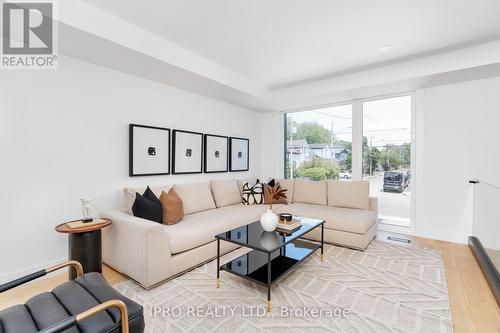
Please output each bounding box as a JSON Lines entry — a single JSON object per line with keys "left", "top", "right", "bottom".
{"left": 260, "top": 208, "right": 279, "bottom": 232}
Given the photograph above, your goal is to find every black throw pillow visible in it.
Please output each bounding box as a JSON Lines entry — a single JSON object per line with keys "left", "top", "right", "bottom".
{"left": 143, "top": 186, "right": 162, "bottom": 206}
{"left": 132, "top": 191, "right": 162, "bottom": 223}
{"left": 267, "top": 179, "right": 276, "bottom": 188}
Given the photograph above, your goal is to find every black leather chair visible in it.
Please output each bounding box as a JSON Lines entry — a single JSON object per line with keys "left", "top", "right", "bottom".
{"left": 0, "top": 261, "right": 144, "bottom": 333}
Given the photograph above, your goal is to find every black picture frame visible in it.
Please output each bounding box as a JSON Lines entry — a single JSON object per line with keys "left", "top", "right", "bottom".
{"left": 129, "top": 124, "right": 170, "bottom": 177}
{"left": 204, "top": 134, "right": 229, "bottom": 173}
{"left": 229, "top": 137, "right": 249, "bottom": 172}
{"left": 172, "top": 129, "right": 204, "bottom": 174}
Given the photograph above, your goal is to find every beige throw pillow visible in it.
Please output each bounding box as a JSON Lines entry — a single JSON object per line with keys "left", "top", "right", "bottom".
{"left": 327, "top": 180, "right": 369, "bottom": 210}
{"left": 160, "top": 189, "right": 184, "bottom": 225}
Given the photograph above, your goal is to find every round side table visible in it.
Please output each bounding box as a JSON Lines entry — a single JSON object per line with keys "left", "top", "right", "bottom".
{"left": 55, "top": 218, "right": 112, "bottom": 280}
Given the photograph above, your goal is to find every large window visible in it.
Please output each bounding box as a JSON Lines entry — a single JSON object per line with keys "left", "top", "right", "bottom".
{"left": 284, "top": 94, "right": 414, "bottom": 228}
{"left": 285, "top": 104, "right": 352, "bottom": 180}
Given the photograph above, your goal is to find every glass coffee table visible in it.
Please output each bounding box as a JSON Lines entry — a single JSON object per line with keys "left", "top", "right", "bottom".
{"left": 215, "top": 216, "right": 325, "bottom": 312}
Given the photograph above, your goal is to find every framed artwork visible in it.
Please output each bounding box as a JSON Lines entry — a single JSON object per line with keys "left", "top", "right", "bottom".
{"left": 204, "top": 134, "right": 228, "bottom": 173}
{"left": 129, "top": 124, "right": 170, "bottom": 176}
{"left": 229, "top": 137, "right": 249, "bottom": 172}
{"left": 172, "top": 130, "right": 203, "bottom": 174}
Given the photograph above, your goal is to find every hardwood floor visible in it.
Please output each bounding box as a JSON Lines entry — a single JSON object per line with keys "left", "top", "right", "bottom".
{"left": 377, "top": 231, "right": 500, "bottom": 333}
{"left": 1, "top": 234, "right": 499, "bottom": 332}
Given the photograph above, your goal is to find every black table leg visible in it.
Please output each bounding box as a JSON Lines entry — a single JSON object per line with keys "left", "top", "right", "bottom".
{"left": 267, "top": 252, "right": 272, "bottom": 312}
{"left": 216, "top": 238, "right": 220, "bottom": 288}
{"left": 68, "top": 230, "right": 102, "bottom": 280}
{"left": 321, "top": 223, "right": 324, "bottom": 262}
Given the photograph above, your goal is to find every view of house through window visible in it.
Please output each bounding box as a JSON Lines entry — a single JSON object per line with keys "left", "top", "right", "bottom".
{"left": 362, "top": 95, "right": 412, "bottom": 226}
{"left": 285, "top": 104, "right": 352, "bottom": 181}
{"left": 285, "top": 96, "right": 413, "bottom": 227}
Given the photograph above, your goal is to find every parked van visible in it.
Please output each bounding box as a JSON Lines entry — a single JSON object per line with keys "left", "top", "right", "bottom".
{"left": 383, "top": 171, "right": 407, "bottom": 193}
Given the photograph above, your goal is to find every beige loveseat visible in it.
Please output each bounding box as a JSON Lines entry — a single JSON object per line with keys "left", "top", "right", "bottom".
{"left": 102, "top": 179, "right": 378, "bottom": 288}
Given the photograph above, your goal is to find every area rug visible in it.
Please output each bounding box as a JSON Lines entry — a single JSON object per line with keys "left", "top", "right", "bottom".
{"left": 114, "top": 240, "right": 453, "bottom": 333}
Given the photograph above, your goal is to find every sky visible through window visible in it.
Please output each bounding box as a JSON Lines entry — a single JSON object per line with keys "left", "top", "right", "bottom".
{"left": 289, "top": 95, "right": 411, "bottom": 146}
{"left": 363, "top": 96, "right": 411, "bottom": 147}
{"left": 289, "top": 104, "right": 352, "bottom": 142}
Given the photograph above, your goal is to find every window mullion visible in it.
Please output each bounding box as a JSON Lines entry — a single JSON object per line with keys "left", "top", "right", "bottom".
{"left": 351, "top": 100, "right": 363, "bottom": 181}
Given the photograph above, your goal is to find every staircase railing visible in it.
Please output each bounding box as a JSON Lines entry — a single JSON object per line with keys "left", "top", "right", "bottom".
{"left": 469, "top": 179, "right": 500, "bottom": 305}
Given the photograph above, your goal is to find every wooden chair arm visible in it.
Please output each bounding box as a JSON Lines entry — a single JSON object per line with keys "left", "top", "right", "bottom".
{"left": 38, "top": 300, "right": 129, "bottom": 333}
{"left": 0, "top": 260, "right": 83, "bottom": 293}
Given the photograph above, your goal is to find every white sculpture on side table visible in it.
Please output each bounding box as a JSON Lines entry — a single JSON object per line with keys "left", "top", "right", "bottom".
{"left": 80, "top": 198, "right": 93, "bottom": 222}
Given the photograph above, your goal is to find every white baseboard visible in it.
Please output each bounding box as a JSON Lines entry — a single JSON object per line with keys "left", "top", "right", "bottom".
{"left": 378, "top": 223, "right": 416, "bottom": 235}
{"left": 0, "top": 257, "right": 66, "bottom": 285}
{"left": 377, "top": 221, "right": 470, "bottom": 245}
{"left": 415, "top": 227, "right": 469, "bottom": 244}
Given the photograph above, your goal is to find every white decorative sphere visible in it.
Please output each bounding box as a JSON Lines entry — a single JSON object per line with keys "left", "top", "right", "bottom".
{"left": 260, "top": 209, "right": 279, "bottom": 232}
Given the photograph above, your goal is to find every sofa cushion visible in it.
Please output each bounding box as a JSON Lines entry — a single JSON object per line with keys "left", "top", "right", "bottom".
{"left": 275, "top": 203, "right": 376, "bottom": 234}
{"left": 328, "top": 180, "right": 370, "bottom": 210}
{"left": 160, "top": 189, "right": 184, "bottom": 225}
{"left": 162, "top": 209, "right": 249, "bottom": 254}
{"left": 270, "top": 203, "right": 288, "bottom": 213}
{"left": 173, "top": 183, "right": 216, "bottom": 215}
{"left": 124, "top": 185, "right": 172, "bottom": 213}
{"left": 293, "top": 179, "right": 327, "bottom": 205}
{"left": 220, "top": 203, "right": 268, "bottom": 221}
{"left": 276, "top": 179, "right": 295, "bottom": 203}
{"left": 210, "top": 179, "right": 242, "bottom": 207}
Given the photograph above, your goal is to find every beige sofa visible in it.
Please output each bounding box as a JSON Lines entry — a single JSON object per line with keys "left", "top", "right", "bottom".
{"left": 102, "top": 179, "right": 378, "bottom": 289}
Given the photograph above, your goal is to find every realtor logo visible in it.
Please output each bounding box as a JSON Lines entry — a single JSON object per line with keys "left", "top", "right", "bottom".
{"left": 1, "top": 0, "right": 58, "bottom": 69}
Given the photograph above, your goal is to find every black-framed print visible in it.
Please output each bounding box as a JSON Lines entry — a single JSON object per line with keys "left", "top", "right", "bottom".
{"left": 172, "top": 130, "right": 203, "bottom": 174}
{"left": 229, "top": 137, "right": 249, "bottom": 172}
{"left": 204, "top": 134, "right": 229, "bottom": 173}
{"left": 129, "top": 124, "right": 170, "bottom": 177}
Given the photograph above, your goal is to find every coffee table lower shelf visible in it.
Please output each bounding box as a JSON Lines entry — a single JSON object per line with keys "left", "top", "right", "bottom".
{"left": 220, "top": 239, "right": 320, "bottom": 286}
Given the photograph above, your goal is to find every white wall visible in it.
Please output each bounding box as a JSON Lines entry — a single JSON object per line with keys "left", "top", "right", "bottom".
{"left": 0, "top": 56, "right": 265, "bottom": 282}
{"left": 416, "top": 76, "right": 500, "bottom": 243}
{"left": 258, "top": 112, "right": 282, "bottom": 178}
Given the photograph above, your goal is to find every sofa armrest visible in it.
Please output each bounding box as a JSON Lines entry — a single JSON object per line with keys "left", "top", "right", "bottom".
{"left": 101, "top": 209, "right": 172, "bottom": 288}
{"left": 369, "top": 197, "right": 378, "bottom": 217}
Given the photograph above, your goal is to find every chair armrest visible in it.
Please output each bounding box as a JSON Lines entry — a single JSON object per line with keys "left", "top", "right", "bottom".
{"left": 38, "top": 300, "right": 129, "bottom": 333}
{"left": 0, "top": 261, "right": 83, "bottom": 293}
{"left": 369, "top": 197, "right": 378, "bottom": 217}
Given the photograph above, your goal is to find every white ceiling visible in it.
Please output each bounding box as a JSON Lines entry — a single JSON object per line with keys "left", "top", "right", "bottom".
{"left": 82, "top": 0, "right": 500, "bottom": 88}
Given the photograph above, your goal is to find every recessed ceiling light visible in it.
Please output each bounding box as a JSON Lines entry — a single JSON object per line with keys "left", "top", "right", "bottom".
{"left": 378, "top": 46, "right": 391, "bottom": 52}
